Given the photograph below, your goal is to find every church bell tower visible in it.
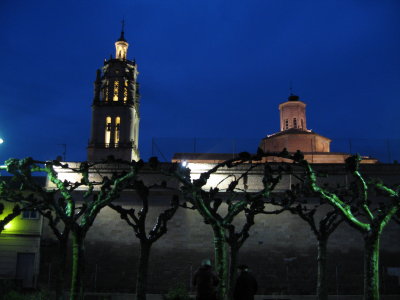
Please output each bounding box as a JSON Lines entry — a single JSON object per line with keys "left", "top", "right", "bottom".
{"left": 87, "top": 26, "right": 140, "bottom": 162}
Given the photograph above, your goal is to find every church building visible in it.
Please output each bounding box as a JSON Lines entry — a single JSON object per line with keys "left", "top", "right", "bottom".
{"left": 173, "top": 94, "right": 377, "bottom": 164}
{"left": 5, "top": 27, "right": 400, "bottom": 296}
{"left": 87, "top": 27, "right": 140, "bottom": 162}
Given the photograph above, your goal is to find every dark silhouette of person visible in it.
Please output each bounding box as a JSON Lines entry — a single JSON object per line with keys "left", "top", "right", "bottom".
{"left": 192, "top": 259, "right": 219, "bottom": 300}
{"left": 233, "top": 264, "right": 258, "bottom": 300}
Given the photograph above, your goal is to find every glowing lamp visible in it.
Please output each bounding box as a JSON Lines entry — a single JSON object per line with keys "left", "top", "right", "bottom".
{"left": 4, "top": 223, "right": 11, "bottom": 230}
{"left": 0, "top": 138, "right": 3, "bottom": 144}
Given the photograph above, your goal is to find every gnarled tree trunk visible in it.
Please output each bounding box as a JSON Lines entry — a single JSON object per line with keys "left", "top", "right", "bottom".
{"left": 228, "top": 245, "right": 239, "bottom": 300}
{"left": 364, "top": 232, "right": 380, "bottom": 300}
{"left": 136, "top": 240, "right": 152, "bottom": 300}
{"left": 70, "top": 231, "right": 85, "bottom": 300}
{"left": 213, "top": 225, "right": 229, "bottom": 300}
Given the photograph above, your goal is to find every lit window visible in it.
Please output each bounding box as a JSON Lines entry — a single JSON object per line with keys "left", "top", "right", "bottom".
{"left": 113, "top": 81, "right": 119, "bottom": 101}
{"left": 124, "top": 81, "right": 128, "bottom": 103}
{"left": 293, "top": 118, "right": 297, "bottom": 128}
{"left": 22, "top": 209, "right": 38, "bottom": 219}
{"left": 105, "top": 116, "right": 111, "bottom": 147}
{"left": 115, "top": 117, "right": 121, "bottom": 146}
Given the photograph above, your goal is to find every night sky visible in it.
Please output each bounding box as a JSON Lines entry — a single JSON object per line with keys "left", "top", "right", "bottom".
{"left": 1, "top": 0, "right": 399, "bottom": 162}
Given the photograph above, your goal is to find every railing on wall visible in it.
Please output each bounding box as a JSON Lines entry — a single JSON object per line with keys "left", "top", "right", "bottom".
{"left": 146, "top": 137, "right": 400, "bottom": 163}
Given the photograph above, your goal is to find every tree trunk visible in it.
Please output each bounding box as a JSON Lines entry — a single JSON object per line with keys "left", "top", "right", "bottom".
{"left": 364, "top": 233, "right": 380, "bottom": 300}
{"left": 136, "top": 241, "right": 152, "bottom": 300}
{"left": 56, "top": 236, "right": 68, "bottom": 300}
{"left": 228, "top": 246, "right": 239, "bottom": 300}
{"left": 70, "top": 231, "right": 85, "bottom": 300}
{"left": 317, "top": 237, "right": 328, "bottom": 300}
{"left": 213, "top": 226, "right": 229, "bottom": 300}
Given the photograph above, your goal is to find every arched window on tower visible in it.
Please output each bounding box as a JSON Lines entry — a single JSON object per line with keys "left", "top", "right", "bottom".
{"left": 113, "top": 81, "right": 119, "bottom": 101}
{"left": 293, "top": 118, "right": 297, "bottom": 128}
{"left": 115, "top": 117, "right": 121, "bottom": 147}
{"left": 285, "top": 119, "right": 289, "bottom": 130}
{"left": 103, "top": 81, "right": 109, "bottom": 102}
{"left": 124, "top": 81, "right": 128, "bottom": 103}
{"left": 105, "top": 116, "right": 112, "bottom": 147}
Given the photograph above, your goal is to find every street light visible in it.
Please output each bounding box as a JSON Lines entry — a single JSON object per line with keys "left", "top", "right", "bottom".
{"left": 0, "top": 138, "right": 3, "bottom": 144}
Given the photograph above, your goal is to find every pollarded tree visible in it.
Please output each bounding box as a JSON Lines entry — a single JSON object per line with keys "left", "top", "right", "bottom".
{"left": 0, "top": 171, "right": 70, "bottom": 300}
{"left": 169, "top": 152, "right": 288, "bottom": 300}
{"left": 289, "top": 202, "right": 342, "bottom": 300}
{"left": 225, "top": 192, "right": 292, "bottom": 300}
{"left": 108, "top": 175, "right": 179, "bottom": 300}
{"left": 298, "top": 154, "right": 400, "bottom": 300}
{"left": 1, "top": 157, "right": 143, "bottom": 300}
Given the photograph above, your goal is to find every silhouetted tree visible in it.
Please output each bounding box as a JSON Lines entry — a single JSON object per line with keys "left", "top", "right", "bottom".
{"left": 1, "top": 157, "right": 142, "bottom": 300}
{"left": 289, "top": 203, "right": 342, "bottom": 300}
{"left": 0, "top": 170, "right": 69, "bottom": 299}
{"left": 226, "top": 196, "right": 290, "bottom": 300}
{"left": 169, "top": 152, "right": 288, "bottom": 300}
{"left": 298, "top": 154, "right": 400, "bottom": 300}
{"left": 108, "top": 169, "right": 179, "bottom": 300}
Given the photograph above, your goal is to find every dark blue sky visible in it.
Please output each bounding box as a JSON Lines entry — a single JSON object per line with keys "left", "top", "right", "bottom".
{"left": 1, "top": 0, "right": 399, "bottom": 162}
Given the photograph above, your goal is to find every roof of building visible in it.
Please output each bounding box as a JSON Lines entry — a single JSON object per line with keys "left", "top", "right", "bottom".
{"left": 262, "top": 128, "right": 331, "bottom": 141}
{"left": 288, "top": 94, "right": 300, "bottom": 101}
{"left": 172, "top": 152, "right": 378, "bottom": 164}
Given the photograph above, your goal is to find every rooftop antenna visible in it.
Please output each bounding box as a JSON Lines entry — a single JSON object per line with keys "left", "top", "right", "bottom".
{"left": 289, "top": 80, "right": 294, "bottom": 95}
{"left": 121, "top": 17, "right": 125, "bottom": 33}
{"left": 118, "top": 17, "right": 127, "bottom": 42}
{"left": 57, "top": 144, "right": 67, "bottom": 161}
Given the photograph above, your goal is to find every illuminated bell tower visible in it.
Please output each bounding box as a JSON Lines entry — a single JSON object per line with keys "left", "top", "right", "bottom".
{"left": 279, "top": 94, "right": 307, "bottom": 131}
{"left": 87, "top": 27, "right": 140, "bottom": 162}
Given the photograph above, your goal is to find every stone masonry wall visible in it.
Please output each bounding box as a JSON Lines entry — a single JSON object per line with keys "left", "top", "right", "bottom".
{"left": 39, "top": 163, "right": 400, "bottom": 294}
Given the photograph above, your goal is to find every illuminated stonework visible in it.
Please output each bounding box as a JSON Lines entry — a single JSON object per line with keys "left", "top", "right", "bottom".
{"left": 123, "top": 81, "right": 128, "bottom": 103}
{"left": 279, "top": 94, "right": 307, "bottom": 131}
{"left": 115, "top": 117, "right": 121, "bottom": 146}
{"left": 88, "top": 28, "right": 140, "bottom": 162}
{"left": 113, "top": 81, "right": 119, "bottom": 101}
{"left": 105, "top": 116, "right": 111, "bottom": 146}
{"left": 260, "top": 94, "right": 332, "bottom": 156}
{"left": 115, "top": 40, "right": 128, "bottom": 61}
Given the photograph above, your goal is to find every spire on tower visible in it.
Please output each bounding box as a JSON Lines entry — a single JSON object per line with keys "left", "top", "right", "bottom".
{"left": 118, "top": 19, "right": 127, "bottom": 42}
{"left": 115, "top": 20, "right": 129, "bottom": 60}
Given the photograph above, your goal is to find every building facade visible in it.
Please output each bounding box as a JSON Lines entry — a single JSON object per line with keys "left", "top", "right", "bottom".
{"left": 0, "top": 192, "right": 44, "bottom": 289}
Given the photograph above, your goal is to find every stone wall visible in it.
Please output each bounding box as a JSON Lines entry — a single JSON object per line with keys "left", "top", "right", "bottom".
{"left": 39, "top": 195, "right": 400, "bottom": 294}
{"left": 38, "top": 163, "right": 400, "bottom": 294}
